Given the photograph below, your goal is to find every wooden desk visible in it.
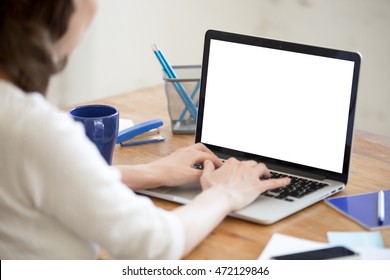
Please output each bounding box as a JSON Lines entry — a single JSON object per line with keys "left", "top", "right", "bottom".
{"left": 88, "top": 85, "right": 390, "bottom": 259}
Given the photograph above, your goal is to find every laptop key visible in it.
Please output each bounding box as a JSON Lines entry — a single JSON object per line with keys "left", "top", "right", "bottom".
{"left": 264, "top": 171, "right": 329, "bottom": 200}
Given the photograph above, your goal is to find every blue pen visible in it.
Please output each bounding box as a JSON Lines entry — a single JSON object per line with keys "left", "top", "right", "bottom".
{"left": 152, "top": 45, "right": 198, "bottom": 119}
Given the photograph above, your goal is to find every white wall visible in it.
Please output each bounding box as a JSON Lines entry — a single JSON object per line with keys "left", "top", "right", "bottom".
{"left": 47, "top": 0, "right": 390, "bottom": 137}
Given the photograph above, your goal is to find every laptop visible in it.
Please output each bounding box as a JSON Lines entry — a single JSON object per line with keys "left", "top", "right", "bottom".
{"left": 140, "top": 29, "right": 361, "bottom": 224}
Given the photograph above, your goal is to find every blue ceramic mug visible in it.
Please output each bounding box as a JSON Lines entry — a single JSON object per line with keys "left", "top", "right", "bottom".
{"left": 69, "top": 104, "right": 119, "bottom": 165}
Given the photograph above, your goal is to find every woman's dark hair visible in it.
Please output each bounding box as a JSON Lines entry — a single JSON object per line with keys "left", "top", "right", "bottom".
{"left": 0, "top": 0, "right": 75, "bottom": 94}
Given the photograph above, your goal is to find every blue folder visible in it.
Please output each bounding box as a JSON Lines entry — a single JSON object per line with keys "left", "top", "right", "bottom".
{"left": 325, "top": 190, "right": 390, "bottom": 230}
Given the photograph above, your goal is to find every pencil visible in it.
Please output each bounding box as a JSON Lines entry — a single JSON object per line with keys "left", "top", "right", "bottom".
{"left": 177, "top": 80, "right": 200, "bottom": 123}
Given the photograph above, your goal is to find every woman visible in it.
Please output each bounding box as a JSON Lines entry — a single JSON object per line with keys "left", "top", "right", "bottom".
{"left": 0, "top": 0, "right": 289, "bottom": 259}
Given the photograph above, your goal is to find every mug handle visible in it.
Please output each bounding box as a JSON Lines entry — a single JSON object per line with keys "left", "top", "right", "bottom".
{"left": 93, "top": 119, "right": 104, "bottom": 141}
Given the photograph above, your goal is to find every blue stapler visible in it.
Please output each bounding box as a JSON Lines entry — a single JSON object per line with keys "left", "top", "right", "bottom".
{"left": 116, "top": 119, "right": 165, "bottom": 146}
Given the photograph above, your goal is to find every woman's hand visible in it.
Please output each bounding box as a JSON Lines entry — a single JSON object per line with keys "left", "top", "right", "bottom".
{"left": 147, "top": 143, "right": 223, "bottom": 187}
{"left": 200, "top": 158, "right": 290, "bottom": 212}
{"left": 174, "top": 157, "right": 290, "bottom": 257}
{"left": 117, "top": 143, "right": 223, "bottom": 190}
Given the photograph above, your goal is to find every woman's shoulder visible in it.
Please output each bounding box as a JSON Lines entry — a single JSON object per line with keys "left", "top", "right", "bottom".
{"left": 0, "top": 79, "right": 56, "bottom": 118}
{"left": 0, "top": 79, "right": 88, "bottom": 155}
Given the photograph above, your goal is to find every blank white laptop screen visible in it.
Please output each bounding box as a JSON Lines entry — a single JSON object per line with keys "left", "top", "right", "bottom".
{"left": 201, "top": 39, "right": 355, "bottom": 174}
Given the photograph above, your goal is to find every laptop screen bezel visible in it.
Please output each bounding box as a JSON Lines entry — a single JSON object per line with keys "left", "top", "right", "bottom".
{"left": 195, "top": 29, "right": 361, "bottom": 184}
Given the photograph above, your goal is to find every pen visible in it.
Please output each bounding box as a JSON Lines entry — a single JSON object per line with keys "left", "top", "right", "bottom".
{"left": 152, "top": 44, "right": 198, "bottom": 119}
{"left": 378, "top": 190, "right": 385, "bottom": 225}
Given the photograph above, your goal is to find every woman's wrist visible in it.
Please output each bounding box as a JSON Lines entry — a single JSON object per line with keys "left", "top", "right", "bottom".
{"left": 197, "top": 184, "right": 233, "bottom": 214}
{"left": 116, "top": 164, "right": 164, "bottom": 190}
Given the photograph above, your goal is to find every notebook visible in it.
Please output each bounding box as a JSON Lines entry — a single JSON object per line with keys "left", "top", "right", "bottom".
{"left": 325, "top": 191, "right": 390, "bottom": 230}
{"left": 139, "top": 29, "right": 361, "bottom": 224}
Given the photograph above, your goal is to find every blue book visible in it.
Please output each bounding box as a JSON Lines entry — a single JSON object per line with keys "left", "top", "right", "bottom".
{"left": 325, "top": 190, "right": 390, "bottom": 230}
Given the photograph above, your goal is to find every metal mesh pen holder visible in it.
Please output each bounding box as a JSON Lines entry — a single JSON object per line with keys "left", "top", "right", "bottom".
{"left": 163, "top": 65, "right": 201, "bottom": 134}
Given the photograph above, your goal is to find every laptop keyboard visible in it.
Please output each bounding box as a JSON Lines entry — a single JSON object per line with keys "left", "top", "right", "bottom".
{"left": 263, "top": 171, "right": 329, "bottom": 201}
{"left": 193, "top": 163, "right": 329, "bottom": 202}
